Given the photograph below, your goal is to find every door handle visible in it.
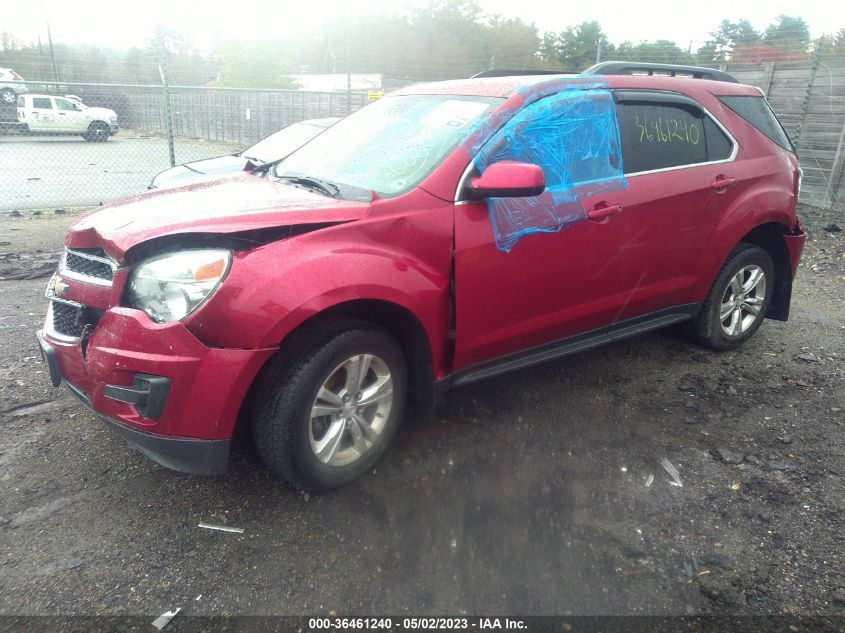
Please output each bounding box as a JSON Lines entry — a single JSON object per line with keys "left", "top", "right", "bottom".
{"left": 587, "top": 203, "right": 623, "bottom": 222}
{"left": 711, "top": 175, "right": 737, "bottom": 192}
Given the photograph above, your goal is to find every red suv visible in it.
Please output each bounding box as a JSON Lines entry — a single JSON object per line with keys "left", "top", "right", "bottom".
{"left": 37, "top": 62, "right": 806, "bottom": 490}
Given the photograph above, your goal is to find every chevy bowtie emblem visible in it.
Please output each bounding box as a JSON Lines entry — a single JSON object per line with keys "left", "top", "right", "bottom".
{"left": 49, "top": 276, "right": 69, "bottom": 297}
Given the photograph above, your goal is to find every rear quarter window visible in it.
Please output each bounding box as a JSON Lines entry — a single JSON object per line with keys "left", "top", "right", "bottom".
{"left": 718, "top": 95, "right": 793, "bottom": 152}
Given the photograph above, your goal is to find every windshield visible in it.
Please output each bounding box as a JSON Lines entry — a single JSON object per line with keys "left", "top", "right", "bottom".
{"left": 244, "top": 122, "right": 330, "bottom": 163}
{"left": 274, "top": 95, "right": 501, "bottom": 200}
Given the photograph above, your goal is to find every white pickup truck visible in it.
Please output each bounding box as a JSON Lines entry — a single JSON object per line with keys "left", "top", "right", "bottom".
{"left": 16, "top": 94, "right": 118, "bottom": 141}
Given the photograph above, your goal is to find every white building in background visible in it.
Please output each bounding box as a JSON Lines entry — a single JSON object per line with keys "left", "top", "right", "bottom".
{"left": 290, "top": 74, "right": 383, "bottom": 92}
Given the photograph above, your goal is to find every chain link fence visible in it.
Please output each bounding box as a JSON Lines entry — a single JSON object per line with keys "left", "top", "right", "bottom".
{"left": 0, "top": 80, "right": 369, "bottom": 211}
{"left": 2, "top": 63, "right": 845, "bottom": 212}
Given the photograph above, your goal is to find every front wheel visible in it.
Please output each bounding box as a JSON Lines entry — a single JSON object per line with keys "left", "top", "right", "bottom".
{"left": 83, "top": 121, "right": 110, "bottom": 142}
{"left": 0, "top": 88, "right": 15, "bottom": 106}
{"left": 686, "top": 243, "right": 774, "bottom": 350}
{"left": 252, "top": 319, "right": 407, "bottom": 491}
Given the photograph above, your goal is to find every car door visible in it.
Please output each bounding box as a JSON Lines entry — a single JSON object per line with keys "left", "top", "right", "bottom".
{"left": 28, "top": 96, "right": 56, "bottom": 131}
{"left": 54, "top": 97, "right": 85, "bottom": 132}
{"left": 452, "top": 88, "right": 635, "bottom": 371}
{"left": 598, "top": 91, "right": 739, "bottom": 321}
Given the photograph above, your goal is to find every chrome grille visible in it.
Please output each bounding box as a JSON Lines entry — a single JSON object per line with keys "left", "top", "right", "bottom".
{"left": 50, "top": 301, "right": 85, "bottom": 338}
{"left": 62, "top": 248, "right": 115, "bottom": 285}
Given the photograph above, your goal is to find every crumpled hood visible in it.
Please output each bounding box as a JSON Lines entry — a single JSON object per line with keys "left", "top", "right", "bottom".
{"left": 66, "top": 173, "right": 370, "bottom": 259}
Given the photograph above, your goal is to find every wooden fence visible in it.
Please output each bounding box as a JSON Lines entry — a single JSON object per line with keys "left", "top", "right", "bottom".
{"left": 723, "top": 59, "right": 845, "bottom": 208}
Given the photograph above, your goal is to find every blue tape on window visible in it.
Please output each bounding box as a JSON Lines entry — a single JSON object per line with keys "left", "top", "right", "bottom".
{"left": 465, "top": 78, "right": 627, "bottom": 252}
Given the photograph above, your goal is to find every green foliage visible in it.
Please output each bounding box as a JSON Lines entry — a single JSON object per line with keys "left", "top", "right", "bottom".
{"left": 697, "top": 20, "right": 760, "bottom": 63}
{"left": 540, "top": 21, "right": 612, "bottom": 71}
{"left": 763, "top": 16, "right": 811, "bottom": 57}
{"left": 211, "top": 40, "right": 297, "bottom": 89}
{"left": 616, "top": 40, "right": 694, "bottom": 64}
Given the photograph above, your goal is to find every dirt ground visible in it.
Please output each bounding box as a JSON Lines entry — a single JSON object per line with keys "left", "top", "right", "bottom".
{"left": 0, "top": 204, "right": 843, "bottom": 621}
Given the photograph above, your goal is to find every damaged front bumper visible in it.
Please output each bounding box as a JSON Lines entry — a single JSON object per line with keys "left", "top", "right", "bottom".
{"left": 37, "top": 308, "right": 276, "bottom": 475}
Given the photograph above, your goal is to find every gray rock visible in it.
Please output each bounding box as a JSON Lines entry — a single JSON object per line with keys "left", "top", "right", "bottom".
{"left": 699, "top": 574, "right": 743, "bottom": 606}
{"left": 768, "top": 460, "right": 797, "bottom": 471}
{"left": 713, "top": 448, "right": 744, "bottom": 464}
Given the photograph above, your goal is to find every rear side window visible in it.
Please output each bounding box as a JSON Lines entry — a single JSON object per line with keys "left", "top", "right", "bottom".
{"left": 617, "top": 102, "right": 707, "bottom": 173}
{"left": 32, "top": 97, "right": 53, "bottom": 109}
{"left": 718, "top": 96, "right": 793, "bottom": 152}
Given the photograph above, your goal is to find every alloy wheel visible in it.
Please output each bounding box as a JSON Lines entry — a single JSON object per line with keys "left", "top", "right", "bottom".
{"left": 308, "top": 353, "right": 394, "bottom": 467}
{"left": 719, "top": 264, "right": 766, "bottom": 337}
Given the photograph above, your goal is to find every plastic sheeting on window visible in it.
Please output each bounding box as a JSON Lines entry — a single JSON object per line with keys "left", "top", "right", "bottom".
{"left": 464, "top": 78, "right": 627, "bottom": 252}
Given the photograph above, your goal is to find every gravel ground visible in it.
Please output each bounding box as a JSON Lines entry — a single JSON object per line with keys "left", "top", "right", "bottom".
{"left": 0, "top": 204, "right": 842, "bottom": 620}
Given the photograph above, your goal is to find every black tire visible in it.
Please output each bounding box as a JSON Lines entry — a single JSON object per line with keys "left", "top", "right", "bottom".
{"left": 252, "top": 318, "right": 407, "bottom": 491}
{"left": 686, "top": 243, "right": 775, "bottom": 350}
{"left": 84, "top": 121, "right": 110, "bottom": 142}
{"left": 0, "top": 88, "right": 15, "bottom": 106}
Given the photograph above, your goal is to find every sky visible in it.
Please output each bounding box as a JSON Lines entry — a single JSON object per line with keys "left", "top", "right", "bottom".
{"left": 4, "top": 0, "right": 844, "bottom": 51}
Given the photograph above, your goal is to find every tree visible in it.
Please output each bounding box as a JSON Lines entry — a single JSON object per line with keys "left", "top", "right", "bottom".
{"left": 211, "top": 40, "right": 297, "bottom": 89}
{"left": 483, "top": 16, "right": 541, "bottom": 69}
{"left": 697, "top": 20, "right": 760, "bottom": 63}
{"left": 543, "top": 21, "right": 613, "bottom": 71}
{"left": 616, "top": 40, "right": 694, "bottom": 64}
{"left": 762, "top": 15, "right": 811, "bottom": 58}
{"left": 829, "top": 29, "right": 845, "bottom": 57}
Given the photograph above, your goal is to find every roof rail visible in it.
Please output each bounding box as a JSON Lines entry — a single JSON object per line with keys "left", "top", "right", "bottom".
{"left": 583, "top": 61, "right": 738, "bottom": 83}
{"left": 470, "top": 69, "right": 572, "bottom": 79}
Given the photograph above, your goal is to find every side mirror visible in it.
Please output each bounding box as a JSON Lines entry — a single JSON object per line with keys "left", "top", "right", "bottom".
{"left": 467, "top": 161, "right": 545, "bottom": 199}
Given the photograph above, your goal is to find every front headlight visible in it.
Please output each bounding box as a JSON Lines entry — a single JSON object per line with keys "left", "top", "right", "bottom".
{"left": 128, "top": 249, "right": 231, "bottom": 323}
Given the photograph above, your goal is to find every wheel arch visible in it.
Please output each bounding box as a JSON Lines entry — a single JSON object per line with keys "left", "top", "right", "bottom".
{"left": 239, "top": 299, "right": 436, "bottom": 440}
{"left": 736, "top": 221, "right": 793, "bottom": 321}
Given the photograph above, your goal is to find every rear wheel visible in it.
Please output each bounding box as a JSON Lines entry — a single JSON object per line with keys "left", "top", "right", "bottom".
{"left": 686, "top": 243, "right": 774, "bottom": 350}
{"left": 252, "top": 319, "right": 407, "bottom": 491}
{"left": 0, "top": 88, "right": 15, "bottom": 106}
{"left": 83, "top": 121, "right": 110, "bottom": 142}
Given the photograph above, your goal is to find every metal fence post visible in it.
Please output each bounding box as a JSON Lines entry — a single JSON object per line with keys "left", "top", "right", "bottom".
{"left": 346, "top": 46, "right": 352, "bottom": 115}
{"left": 794, "top": 37, "right": 823, "bottom": 144}
{"left": 827, "top": 118, "right": 845, "bottom": 208}
{"left": 158, "top": 64, "right": 176, "bottom": 168}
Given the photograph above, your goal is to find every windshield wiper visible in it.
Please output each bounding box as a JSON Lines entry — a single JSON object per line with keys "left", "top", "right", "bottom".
{"left": 276, "top": 175, "right": 341, "bottom": 198}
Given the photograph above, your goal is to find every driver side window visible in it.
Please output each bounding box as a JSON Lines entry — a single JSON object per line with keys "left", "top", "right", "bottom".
{"left": 55, "top": 99, "right": 77, "bottom": 111}
{"left": 468, "top": 88, "right": 626, "bottom": 252}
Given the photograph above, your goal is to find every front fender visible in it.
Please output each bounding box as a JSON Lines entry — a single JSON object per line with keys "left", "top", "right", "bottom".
{"left": 183, "top": 218, "right": 452, "bottom": 372}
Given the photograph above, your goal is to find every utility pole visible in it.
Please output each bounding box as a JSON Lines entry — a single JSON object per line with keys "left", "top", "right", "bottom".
{"left": 46, "top": 21, "right": 59, "bottom": 88}
{"left": 595, "top": 39, "right": 603, "bottom": 65}
{"left": 37, "top": 36, "right": 49, "bottom": 80}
